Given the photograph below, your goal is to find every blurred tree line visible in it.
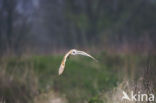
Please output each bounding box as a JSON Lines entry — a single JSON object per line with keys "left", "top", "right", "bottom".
{"left": 0, "top": 0, "right": 156, "bottom": 55}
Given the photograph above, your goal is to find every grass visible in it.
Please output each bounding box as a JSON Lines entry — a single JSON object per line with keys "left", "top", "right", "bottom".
{"left": 32, "top": 55, "right": 118, "bottom": 103}
{"left": 0, "top": 52, "right": 155, "bottom": 103}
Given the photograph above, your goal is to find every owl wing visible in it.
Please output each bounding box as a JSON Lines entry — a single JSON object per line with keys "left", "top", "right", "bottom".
{"left": 58, "top": 50, "right": 72, "bottom": 75}
{"left": 77, "top": 50, "right": 97, "bottom": 61}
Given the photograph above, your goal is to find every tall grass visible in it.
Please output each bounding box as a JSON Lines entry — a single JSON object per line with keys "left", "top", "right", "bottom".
{"left": 0, "top": 52, "right": 155, "bottom": 103}
{"left": 0, "top": 57, "right": 38, "bottom": 103}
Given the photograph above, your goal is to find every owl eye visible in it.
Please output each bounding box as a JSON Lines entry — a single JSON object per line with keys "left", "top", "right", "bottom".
{"left": 72, "top": 50, "right": 76, "bottom": 54}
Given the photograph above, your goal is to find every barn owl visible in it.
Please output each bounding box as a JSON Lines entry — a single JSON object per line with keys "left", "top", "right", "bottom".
{"left": 58, "top": 49, "right": 97, "bottom": 75}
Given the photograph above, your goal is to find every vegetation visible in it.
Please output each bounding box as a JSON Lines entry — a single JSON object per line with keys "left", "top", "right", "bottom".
{"left": 0, "top": 0, "right": 155, "bottom": 54}
{"left": 0, "top": 0, "right": 155, "bottom": 103}
{"left": 0, "top": 52, "right": 155, "bottom": 103}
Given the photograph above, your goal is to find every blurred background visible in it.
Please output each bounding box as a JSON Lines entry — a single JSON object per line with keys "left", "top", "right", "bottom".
{"left": 0, "top": 0, "right": 156, "bottom": 103}
{"left": 0, "top": 0, "right": 156, "bottom": 55}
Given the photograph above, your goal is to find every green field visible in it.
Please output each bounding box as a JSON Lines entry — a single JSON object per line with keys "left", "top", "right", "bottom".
{"left": 0, "top": 52, "right": 155, "bottom": 103}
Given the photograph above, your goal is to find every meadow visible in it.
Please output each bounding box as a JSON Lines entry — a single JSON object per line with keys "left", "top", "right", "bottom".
{"left": 0, "top": 52, "right": 155, "bottom": 103}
